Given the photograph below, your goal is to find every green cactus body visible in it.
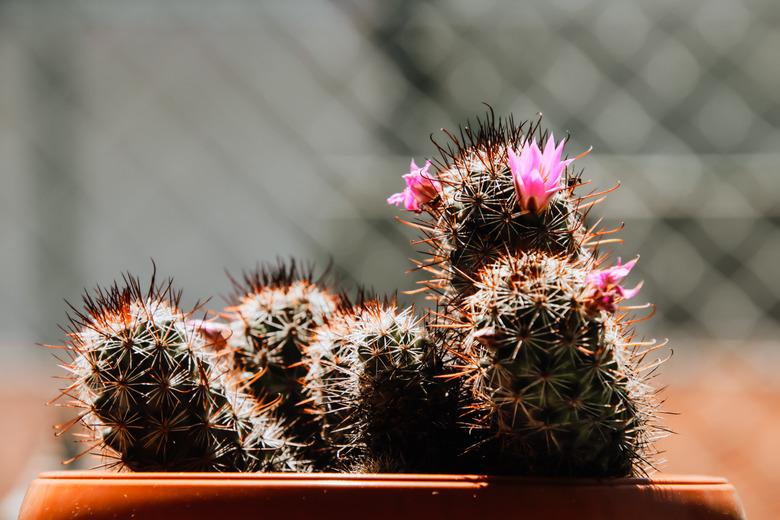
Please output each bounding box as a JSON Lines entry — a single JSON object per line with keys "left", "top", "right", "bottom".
{"left": 399, "top": 112, "right": 590, "bottom": 306}
{"left": 460, "top": 253, "right": 656, "bottom": 477}
{"left": 301, "top": 305, "right": 354, "bottom": 468}
{"left": 434, "top": 156, "right": 582, "bottom": 297}
{"left": 305, "top": 301, "right": 460, "bottom": 473}
{"left": 226, "top": 263, "right": 340, "bottom": 463}
{"left": 58, "top": 277, "right": 291, "bottom": 472}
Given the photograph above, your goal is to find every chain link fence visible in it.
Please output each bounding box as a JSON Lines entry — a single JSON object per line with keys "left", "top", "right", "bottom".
{"left": 1, "top": 0, "right": 778, "bottom": 517}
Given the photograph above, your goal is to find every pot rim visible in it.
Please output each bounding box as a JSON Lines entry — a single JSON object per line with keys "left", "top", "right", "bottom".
{"left": 33, "top": 471, "right": 730, "bottom": 487}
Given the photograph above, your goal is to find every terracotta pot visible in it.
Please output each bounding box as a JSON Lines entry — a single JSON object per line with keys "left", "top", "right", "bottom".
{"left": 19, "top": 472, "right": 746, "bottom": 520}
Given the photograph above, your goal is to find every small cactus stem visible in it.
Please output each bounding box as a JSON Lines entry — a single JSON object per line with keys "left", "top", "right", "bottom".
{"left": 452, "top": 252, "right": 662, "bottom": 477}
{"left": 388, "top": 107, "right": 612, "bottom": 307}
{"left": 224, "top": 259, "right": 343, "bottom": 464}
{"left": 304, "top": 299, "right": 461, "bottom": 473}
{"left": 53, "top": 272, "right": 294, "bottom": 472}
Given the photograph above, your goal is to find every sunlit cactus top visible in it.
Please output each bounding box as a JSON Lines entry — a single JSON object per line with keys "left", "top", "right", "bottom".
{"left": 386, "top": 108, "right": 608, "bottom": 305}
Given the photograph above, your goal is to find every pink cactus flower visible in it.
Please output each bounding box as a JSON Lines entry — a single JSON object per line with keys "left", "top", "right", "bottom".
{"left": 387, "top": 159, "right": 442, "bottom": 212}
{"left": 507, "top": 134, "right": 574, "bottom": 212}
{"left": 188, "top": 319, "right": 231, "bottom": 348}
{"left": 587, "top": 257, "right": 643, "bottom": 312}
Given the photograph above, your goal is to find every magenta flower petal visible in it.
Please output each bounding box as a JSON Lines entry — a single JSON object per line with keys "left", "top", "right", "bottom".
{"left": 187, "top": 319, "right": 231, "bottom": 347}
{"left": 508, "top": 134, "right": 577, "bottom": 212}
{"left": 507, "top": 147, "right": 523, "bottom": 187}
{"left": 387, "top": 192, "right": 406, "bottom": 206}
{"left": 621, "top": 281, "right": 644, "bottom": 300}
{"left": 543, "top": 132, "right": 558, "bottom": 159}
{"left": 387, "top": 159, "right": 442, "bottom": 213}
{"left": 587, "top": 257, "right": 642, "bottom": 312}
{"left": 610, "top": 257, "right": 639, "bottom": 280}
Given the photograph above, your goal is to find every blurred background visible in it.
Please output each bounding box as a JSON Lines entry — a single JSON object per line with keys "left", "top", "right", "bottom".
{"left": 1, "top": 0, "right": 779, "bottom": 517}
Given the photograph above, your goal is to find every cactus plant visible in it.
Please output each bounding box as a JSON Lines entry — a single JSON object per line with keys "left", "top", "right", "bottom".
{"left": 46, "top": 107, "right": 666, "bottom": 479}
{"left": 224, "top": 261, "right": 341, "bottom": 462}
{"left": 388, "top": 108, "right": 606, "bottom": 307}
{"left": 225, "top": 262, "right": 340, "bottom": 405}
{"left": 53, "top": 273, "right": 294, "bottom": 472}
{"left": 389, "top": 109, "right": 665, "bottom": 477}
{"left": 299, "top": 297, "right": 354, "bottom": 469}
{"left": 447, "top": 252, "right": 659, "bottom": 477}
{"left": 304, "top": 298, "right": 460, "bottom": 472}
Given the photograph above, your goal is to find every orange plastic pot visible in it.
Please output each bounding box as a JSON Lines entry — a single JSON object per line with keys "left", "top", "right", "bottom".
{"left": 19, "top": 472, "right": 746, "bottom": 520}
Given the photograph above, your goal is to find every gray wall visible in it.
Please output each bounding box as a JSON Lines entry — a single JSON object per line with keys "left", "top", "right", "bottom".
{"left": 2, "top": 0, "right": 779, "bottom": 374}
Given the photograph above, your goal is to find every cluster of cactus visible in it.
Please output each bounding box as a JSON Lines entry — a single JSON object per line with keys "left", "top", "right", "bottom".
{"left": 53, "top": 108, "right": 663, "bottom": 477}
{"left": 388, "top": 108, "right": 661, "bottom": 477}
